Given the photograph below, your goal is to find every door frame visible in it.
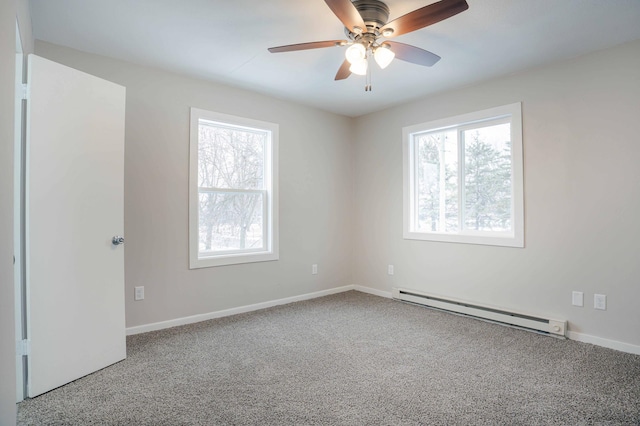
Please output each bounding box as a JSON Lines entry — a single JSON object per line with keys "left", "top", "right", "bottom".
{"left": 14, "top": 19, "right": 26, "bottom": 402}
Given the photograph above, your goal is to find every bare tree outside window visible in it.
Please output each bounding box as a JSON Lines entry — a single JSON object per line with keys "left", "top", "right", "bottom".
{"left": 198, "top": 122, "right": 267, "bottom": 253}
{"left": 189, "top": 108, "right": 278, "bottom": 268}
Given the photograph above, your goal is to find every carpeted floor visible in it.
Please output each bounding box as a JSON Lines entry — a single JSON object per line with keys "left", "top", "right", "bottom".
{"left": 17, "top": 291, "right": 640, "bottom": 425}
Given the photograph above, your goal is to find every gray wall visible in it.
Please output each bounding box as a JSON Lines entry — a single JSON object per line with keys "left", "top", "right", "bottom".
{"left": 35, "top": 41, "right": 354, "bottom": 329}
{"left": 352, "top": 39, "right": 640, "bottom": 348}
{"left": 35, "top": 39, "right": 640, "bottom": 350}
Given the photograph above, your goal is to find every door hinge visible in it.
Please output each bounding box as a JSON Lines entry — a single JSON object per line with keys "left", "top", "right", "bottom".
{"left": 17, "top": 339, "right": 30, "bottom": 356}
{"left": 21, "top": 83, "right": 28, "bottom": 100}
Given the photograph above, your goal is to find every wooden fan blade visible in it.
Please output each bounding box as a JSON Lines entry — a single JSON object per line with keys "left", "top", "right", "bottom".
{"left": 324, "top": 0, "right": 366, "bottom": 33}
{"left": 385, "top": 41, "right": 441, "bottom": 66}
{"left": 380, "top": 0, "right": 468, "bottom": 38}
{"left": 268, "top": 40, "right": 346, "bottom": 53}
{"left": 335, "top": 59, "right": 352, "bottom": 80}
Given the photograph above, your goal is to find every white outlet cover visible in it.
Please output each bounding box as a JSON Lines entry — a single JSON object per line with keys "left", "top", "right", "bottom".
{"left": 311, "top": 264, "right": 318, "bottom": 275}
{"left": 388, "top": 265, "right": 394, "bottom": 275}
{"left": 572, "top": 291, "right": 583, "bottom": 307}
{"left": 134, "top": 286, "right": 144, "bottom": 301}
{"left": 594, "top": 294, "right": 606, "bottom": 310}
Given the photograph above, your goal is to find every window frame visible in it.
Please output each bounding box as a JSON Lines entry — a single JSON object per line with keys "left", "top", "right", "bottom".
{"left": 189, "top": 108, "right": 279, "bottom": 268}
{"left": 403, "top": 103, "right": 524, "bottom": 248}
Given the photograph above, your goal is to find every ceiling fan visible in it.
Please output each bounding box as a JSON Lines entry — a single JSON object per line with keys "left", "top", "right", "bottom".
{"left": 268, "top": 0, "right": 469, "bottom": 89}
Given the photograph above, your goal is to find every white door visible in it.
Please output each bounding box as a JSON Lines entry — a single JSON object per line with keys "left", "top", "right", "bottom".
{"left": 25, "top": 55, "right": 126, "bottom": 398}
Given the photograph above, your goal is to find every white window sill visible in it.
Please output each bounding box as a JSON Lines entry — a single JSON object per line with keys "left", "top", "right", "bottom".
{"left": 403, "top": 230, "right": 523, "bottom": 248}
{"left": 190, "top": 251, "right": 279, "bottom": 269}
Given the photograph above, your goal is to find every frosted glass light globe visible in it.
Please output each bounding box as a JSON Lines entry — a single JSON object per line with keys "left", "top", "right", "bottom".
{"left": 374, "top": 45, "right": 395, "bottom": 69}
{"left": 345, "top": 43, "right": 366, "bottom": 64}
{"left": 349, "top": 58, "right": 368, "bottom": 76}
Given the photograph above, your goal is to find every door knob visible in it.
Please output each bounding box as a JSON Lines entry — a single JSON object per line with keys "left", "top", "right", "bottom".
{"left": 112, "top": 236, "right": 125, "bottom": 245}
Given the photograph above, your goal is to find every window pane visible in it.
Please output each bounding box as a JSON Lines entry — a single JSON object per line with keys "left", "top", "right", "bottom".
{"left": 463, "top": 123, "right": 512, "bottom": 231}
{"left": 198, "top": 191, "right": 264, "bottom": 253}
{"left": 415, "top": 131, "right": 458, "bottom": 232}
{"left": 198, "top": 122, "right": 265, "bottom": 190}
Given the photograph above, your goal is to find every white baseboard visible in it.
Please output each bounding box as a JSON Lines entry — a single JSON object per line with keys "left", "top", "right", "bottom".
{"left": 353, "top": 285, "right": 393, "bottom": 299}
{"left": 567, "top": 331, "right": 640, "bottom": 355}
{"left": 126, "top": 285, "right": 356, "bottom": 335}
{"left": 127, "top": 284, "right": 640, "bottom": 357}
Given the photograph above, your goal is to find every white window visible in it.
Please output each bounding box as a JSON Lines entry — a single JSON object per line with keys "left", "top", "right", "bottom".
{"left": 189, "top": 108, "right": 278, "bottom": 268}
{"left": 403, "top": 103, "right": 523, "bottom": 247}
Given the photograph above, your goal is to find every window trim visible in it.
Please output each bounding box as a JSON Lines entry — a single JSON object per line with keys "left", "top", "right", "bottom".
{"left": 403, "top": 103, "right": 524, "bottom": 248}
{"left": 189, "top": 108, "right": 279, "bottom": 268}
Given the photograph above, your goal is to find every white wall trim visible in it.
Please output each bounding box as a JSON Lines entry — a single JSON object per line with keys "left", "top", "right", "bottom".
{"left": 352, "top": 285, "right": 392, "bottom": 299}
{"left": 567, "top": 331, "right": 640, "bottom": 356}
{"left": 126, "top": 285, "right": 356, "bottom": 335}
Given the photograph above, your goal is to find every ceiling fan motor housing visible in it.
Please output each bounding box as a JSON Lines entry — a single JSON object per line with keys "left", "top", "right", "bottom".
{"left": 352, "top": 0, "right": 390, "bottom": 32}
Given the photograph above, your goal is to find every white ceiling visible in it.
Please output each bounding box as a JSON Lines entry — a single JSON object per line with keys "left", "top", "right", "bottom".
{"left": 29, "top": 0, "right": 640, "bottom": 117}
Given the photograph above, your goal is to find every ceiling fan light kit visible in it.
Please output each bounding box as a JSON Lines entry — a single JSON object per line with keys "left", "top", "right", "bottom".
{"left": 373, "top": 43, "right": 394, "bottom": 69}
{"left": 268, "top": 0, "right": 469, "bottom": 90}
{"left": 345, "top": 42, "right": 366, "bottom": 64}
{"left": 349, "top": 58, "right": 368, "bottom": 75}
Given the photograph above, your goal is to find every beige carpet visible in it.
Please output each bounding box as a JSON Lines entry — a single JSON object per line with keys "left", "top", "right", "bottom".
{"left": 17, "top": 291, "right": 640, "bottom": 425}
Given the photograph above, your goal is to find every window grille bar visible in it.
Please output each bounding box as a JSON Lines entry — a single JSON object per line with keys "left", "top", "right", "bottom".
{"left": 198, "top": 187, "right": 265, "bottom": 194}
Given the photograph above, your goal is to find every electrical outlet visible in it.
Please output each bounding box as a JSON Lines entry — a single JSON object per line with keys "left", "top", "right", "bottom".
{"left": 388, "top": 265, "right": 394, "bottom": 275}
{"left": 594, "top": 294, "right": 606, "bottom": 310}
{"left": 311, "top": 264, "right": 318, "bottom": 275}
{"left": 134, "top": 286, "right": 144, "bottom": 301}
{"left": 572, "top": 291, "right": 583, "bottom": 307}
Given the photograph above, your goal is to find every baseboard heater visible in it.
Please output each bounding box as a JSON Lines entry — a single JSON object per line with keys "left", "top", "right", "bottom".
{"left": 392, "top": 287, "right": 566, "bottom": 337}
